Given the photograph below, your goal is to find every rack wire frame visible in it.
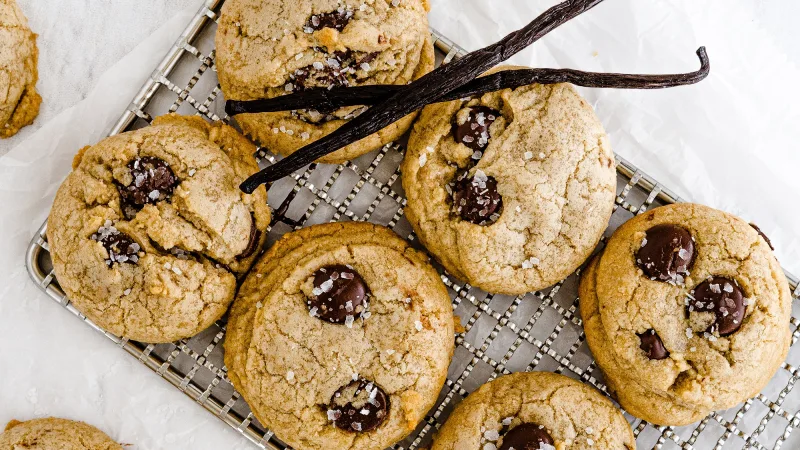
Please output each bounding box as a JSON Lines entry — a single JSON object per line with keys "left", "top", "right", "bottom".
{"left": 24, "top": 0, "right": 800, "bottom": 448}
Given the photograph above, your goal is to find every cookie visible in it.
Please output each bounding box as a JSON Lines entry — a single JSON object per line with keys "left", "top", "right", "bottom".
{"left": 216, "top": 0, "right": 434, "bottom": 163}
{"left": 579, "top": 203, "right": 792, "bottom": 426}
{"left": 402, "top": 68, "right": 617, "bottom": 295}
{"left": 225, "top": 222, "right": 454, "bottom": 450}
{"left": 0, "top": 418, "right": 121, "bottom": 450}
{"left": 0, "top": 0, "right": 41, "bottom": 138}
{"left": 47, "top": 114, "right": 270, "bottom": 343}
{"left": 431, "top": 372, "right": 635, "bottom": 450}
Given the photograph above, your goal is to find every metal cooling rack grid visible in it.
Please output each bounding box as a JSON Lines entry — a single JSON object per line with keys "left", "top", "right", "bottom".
{"left": 23, "top": 0, "right": 800, "bottom": 448}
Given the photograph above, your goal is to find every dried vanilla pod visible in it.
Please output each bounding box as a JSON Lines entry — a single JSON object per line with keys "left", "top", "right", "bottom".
{"left": 226, "top": 47, "right": 709, "bottom": 115}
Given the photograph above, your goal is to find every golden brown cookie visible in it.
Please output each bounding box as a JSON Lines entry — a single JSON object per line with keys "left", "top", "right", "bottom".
{"left": 47, "top": 114, "right": 270, "bottom": 343}
{"left": 0, "top": 0, "right": 41, "bottom": 138}
{"left": 431, "top": 372, "right": 635, "bottom": 450}
{"left": 225, "top": 222, "right": 454, "bottom": 450}
{"left": 579, "top": 203, "right": 791, "bottom": 425}
{"left": 0, "top": 418, "right": 121, "bottom": 450}
{"left": 216, "top": 0, "right": 434, "bottom": 163}
{"left": 402, "top": 69, "right": 616, "bottom": 295}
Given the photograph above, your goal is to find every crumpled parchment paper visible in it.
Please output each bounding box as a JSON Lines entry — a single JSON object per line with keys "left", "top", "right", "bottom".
{"left": 1, "top": 1, "right": 798, "bottom": 448}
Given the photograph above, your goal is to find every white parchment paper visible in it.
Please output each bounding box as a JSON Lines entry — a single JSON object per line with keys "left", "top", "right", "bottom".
{"left": 1, "top": 1, "right": 799, "bottom": 449}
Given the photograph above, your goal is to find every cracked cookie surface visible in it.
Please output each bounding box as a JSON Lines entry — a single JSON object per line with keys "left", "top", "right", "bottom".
{"left": 0, "top": 0, "right": 41, "bottom": 138}
{"left": 431, "top": 372, "right": 635, "bottom": 450}
{"left": 402, "top": 69, "right": 616, "bottom": 295}
{"left": 579, "top": 203, "right": 791, "bottom": 426}
{"left": 216, "top": 0, "right": 434, "bottom": 163}
{"left": 0, "top": 418, "right": 121, "bottom": 450}
{"left": 225, "top": 222, "right": 454, "bottom": 450}
{"left": 47, "top": 114, "right": 270, "bottom": 343}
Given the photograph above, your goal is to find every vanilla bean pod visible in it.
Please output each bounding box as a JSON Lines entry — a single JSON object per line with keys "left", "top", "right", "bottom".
{"left": 226, "top": 47, "right": 709, "bottom": 115}
{"left": 239, "top": 0, "right": 605, "bottom": 193}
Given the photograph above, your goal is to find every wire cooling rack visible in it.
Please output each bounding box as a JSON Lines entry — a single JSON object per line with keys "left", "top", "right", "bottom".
{"left": 24, "top": 1, "right": 800, "bottom": 448}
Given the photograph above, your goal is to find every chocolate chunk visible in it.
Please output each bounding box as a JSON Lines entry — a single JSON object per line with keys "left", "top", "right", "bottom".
{"left": 289, "top": 50, "right": 380, "bottom": 114}
{"left": 91, "top": 223, "right": 141, "bottom": 268}
{"left": 750, "top": 223, "right": 774, "bottom": 250}
{"left": 308, "top": 265, "right": 369, "bottom": 324}
{"left": 328, "top": 379, "right": 389, "bottom": 433}
{"left": 637, "top": 329, "right": 669, "bottom": 360}
{"left": 453, "top": 106, "right": 500, "bottom": 150}
{"left": 117, "top": 156, "right": 178, "bottom": 219}
{"left": 689, "top": 276, "right": 745, "bottom": 336}
{"left": 636, "top": 224, "right": 695, "bottom": 283}
{"left": 452, "top": 170, "right": 502, "bottom": 225}
{"left": 306, "top": 9, "right": 353, "bottom": 32}
{"left": 499, "top": 423, "right": 555, "bottom": 450}
{"left": 236, "top": 214, "right": 261, "bottom": 260}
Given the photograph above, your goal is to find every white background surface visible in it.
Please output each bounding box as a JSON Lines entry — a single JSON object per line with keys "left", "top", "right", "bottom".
{"left": 1, "top": 0, "right": 800, "bottom": 449}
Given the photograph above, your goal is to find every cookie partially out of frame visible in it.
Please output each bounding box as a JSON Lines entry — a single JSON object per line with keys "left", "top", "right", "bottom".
{"left": 580, "top": 203, "right": 791, "bottom": 426}
{"left": 0, "top": 0, "right": 41, "bottom": 138}
{"left": 216, "top": 0, "right": 435, "bottom": 163}
{"left": 431, "top": 372, "right": 635, "bottom": 450}
{"left": 0, "top": 418, "right": 121, "bottom": 450}
{"left": 402, "top": 67, "right": 617, "bottom": 295}
{"left": 47, "top": 114, "right": 270, "bottom": 343}
{"left": 225, "top": 222, "right": 454, "bottom": 450}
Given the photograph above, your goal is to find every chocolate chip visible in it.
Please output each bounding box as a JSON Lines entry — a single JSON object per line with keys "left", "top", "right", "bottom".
{"left": 236, "top": 214, "right": 261, "bottom": 260}
{"left": 750, "top": 223, "right": 774, "bottom": 250}
{"left": 327, "top": 379, "right": 389, "bottom": 433}
{"left": 637, "top": 329, "right": 669, "bottom": 360}
{"left": 117, "top": 156, "right": 178, "bottom": 219}
{"left": 636, "top": 224, "right": 695, "bottom": 283}
{"left": 306, "top": 9, "right": 354, "bottom": 32}
{"left": 452, "top": 170, "right": 502, "bottom": 225}
{"left": 308, "top": 265, "right": 369, "bottom": 324}
{"left": 453, "top": 106, "right": 500, "bottom": 150}
{"left": 689, "top": 276, "right": 745, "bottom": 336}
{"left": 498, "top": 423, "right": 555, "bottom": 450}
{"left": 91, "top": 222, "right": 141, "bottom": 268}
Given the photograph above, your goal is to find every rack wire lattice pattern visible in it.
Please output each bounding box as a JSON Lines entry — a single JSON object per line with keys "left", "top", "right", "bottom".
{"left": 24, "top": 1, "right": 800, "bottom": 449}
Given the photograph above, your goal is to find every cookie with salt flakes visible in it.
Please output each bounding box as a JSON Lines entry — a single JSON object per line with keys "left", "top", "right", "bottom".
{"left": 216, "top": 0, "right": 434, "bottom": 163}
{"left": 431, "top": 372, "right": 635, "bottom": 450}
{"left": 225, "top": 222, "right": 454, "bottom": 450}
{"left": 402, "top": 67, "right": 617, "bottom": 295}
{"left": 580, "top": 203, "right": 791, "bottom": 425}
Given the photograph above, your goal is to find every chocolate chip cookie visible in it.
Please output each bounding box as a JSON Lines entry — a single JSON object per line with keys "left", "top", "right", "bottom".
{"left": 225, "top": 222, "right": 454, "bottom": 450}
{"left": 0, "top": 418, "right": 121, "bottom": 450}
{"left": 402, "top": 68, "right": 617, "bottom": 295}
{"left": 47, "top": 114, "right": 270, "bottom": 343}
{"left": 580, "top": 203, "right": 792, "bottom": 425}
{"left": 216, "top": 0, "right": 434, "bottom": 163}
{"left": 0, "top": 0, "right": 41, "bottom": 138}
{"left": 431, "top": 372, "right": 635, "bottom": 450}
